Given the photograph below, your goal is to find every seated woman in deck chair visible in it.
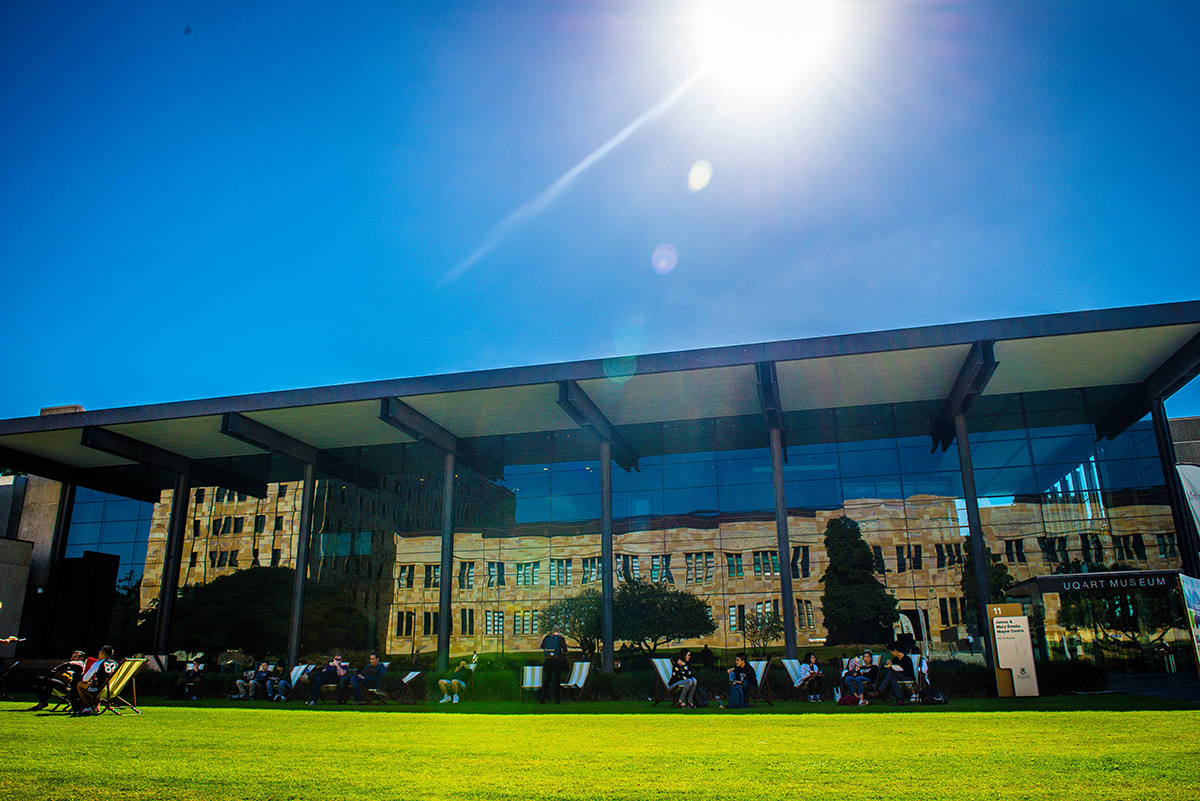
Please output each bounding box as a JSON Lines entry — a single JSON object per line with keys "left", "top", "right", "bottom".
{"left": 841, "top": 654, "right": 868, "bottom": 698}
{"left": 793, "top": 652, "right": 825, "bottom": 701}
{"left": 668, "top": 648, "right": 699, "bottom": 709}
{"left": 726, "top": 653, "right": 757, "bottom": 709}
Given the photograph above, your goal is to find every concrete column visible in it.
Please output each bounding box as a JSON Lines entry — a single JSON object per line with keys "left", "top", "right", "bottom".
{"left": 1151, "top": 399, "right": 1200, "bottom": 578}
{"left": 600, "top": 440, "right": 614, "bottom": 672}
{"left": 154, "top": 472, "right": 191, "bottom": 653}
{"left": 954, "top": 412, "right": 994, "bottom": 668}
{"left": 769, "top": 427, "right": 798, "bottom": 659}
{"left": 437, "top": 451, "right": 456, "bottom": 672}
{"left": 286, "top": 463, "right": 317, "bottom": 669}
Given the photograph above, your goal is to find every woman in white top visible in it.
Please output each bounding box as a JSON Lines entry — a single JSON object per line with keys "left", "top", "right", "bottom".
{"left": 794, "top": 652, "right": 824, "bottom": 701}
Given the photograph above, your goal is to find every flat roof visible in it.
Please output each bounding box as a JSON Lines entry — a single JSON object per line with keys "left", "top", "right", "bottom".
{"left": 2, "top": 301, "right": 1198, "bottom": 498}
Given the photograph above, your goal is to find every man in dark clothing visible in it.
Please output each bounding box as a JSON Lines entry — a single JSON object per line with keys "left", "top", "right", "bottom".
{"left": 874, "top": 644, "right": 915, "bottom": 703}
{"left": 348, "top": 653, "right": 388, "bottom": 704}
{"left": 306, "top": 655, "right": 349, "bottom": 705}
{"left": 539, "top": 625, "right": 568, "bottom": 704}
{"left": 28, "top": 650, "right": 86, "bottom": 711}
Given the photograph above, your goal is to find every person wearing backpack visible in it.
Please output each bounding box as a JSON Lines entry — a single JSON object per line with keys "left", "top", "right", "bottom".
{"left": 726, "top": 653, "right": 757, "bottom": 709}
{"left": 539, "top": 625, "right": 569, "bottom": 704}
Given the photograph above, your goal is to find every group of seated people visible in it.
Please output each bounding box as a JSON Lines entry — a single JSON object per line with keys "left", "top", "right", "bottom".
{"left": 234, "top": 662, "right": 292, "bottom": 701}
{"left": 297, "top": 653, "right": 388, "bottom": 705}
{"left": 666, "top": 643, "right": 926, "bottom": 709}
{"left": 25, "top": 644, "right": 120, "bottom": 716}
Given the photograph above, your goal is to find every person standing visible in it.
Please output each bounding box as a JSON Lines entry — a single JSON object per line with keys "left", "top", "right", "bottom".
{"left": 539, "top": 625, "right": 568, "bottom": 704}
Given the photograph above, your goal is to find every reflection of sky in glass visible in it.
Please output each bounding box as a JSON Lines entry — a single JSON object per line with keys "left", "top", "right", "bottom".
{"left": 65, "top": 492, "right": 154, "bottom": 581}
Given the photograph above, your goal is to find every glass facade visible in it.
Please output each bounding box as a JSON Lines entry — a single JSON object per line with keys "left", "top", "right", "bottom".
{"left": 51, "top": 383, "right": 1186, "bottom": 667}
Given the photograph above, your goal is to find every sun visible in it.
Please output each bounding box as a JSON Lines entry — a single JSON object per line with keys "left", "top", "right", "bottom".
{"left": 691, "top": 0, "right": 848, "bottom": 102}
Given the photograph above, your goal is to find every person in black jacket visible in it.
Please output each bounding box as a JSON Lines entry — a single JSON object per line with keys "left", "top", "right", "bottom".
{"left": 28, "top": 650, "right": 86, "bottom": 711}
{"left": 539, "top": 625, "right": 568, "bottom": 704}
{"left": 726, "top": 653, "right": 757, "bottom": 709}
{"left": 669, "top": 648, "right": 698, "bottom": 708}
{"left": 873, "top": 644, "right": 915, "bottom": 703}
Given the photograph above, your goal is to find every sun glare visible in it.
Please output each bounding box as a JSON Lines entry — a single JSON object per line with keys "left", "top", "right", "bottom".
{"left": 692, "top": 0, "right": 847, "bottom": 102}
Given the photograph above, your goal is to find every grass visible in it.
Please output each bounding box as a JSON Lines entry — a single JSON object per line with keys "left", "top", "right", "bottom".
{"left": 2, "top": 695, "right": 1198, "bottom": 800}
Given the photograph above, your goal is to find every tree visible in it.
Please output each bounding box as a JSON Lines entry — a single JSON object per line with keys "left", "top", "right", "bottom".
{"left": 741, "top": 609, "right": 784, "bottom": 657}
{"left": 960, "top": 538, "right": 1014, "bottom": 634}
{"left": 541, "top": 588, "right": 602, "bottom": 661}
{"left": 1054, "top": 563, "right": 1184, "bottom": 659}
{"left": 613, "top": 579, "right": 716, "bottom": 655}
{"left": 168, "top": 567, "right": 372, "bottom": 659}
{"left": 819, "top": 516, "right": 898, "bottom": 644}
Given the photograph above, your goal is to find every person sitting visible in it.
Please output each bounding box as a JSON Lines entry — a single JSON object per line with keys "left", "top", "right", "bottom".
{"left": 793, "top": 652, "right": 824, "bottom": 701}
{"left": 726, "top": 653, "right": 757, "bottom": 709}
{"left": 841, "top": 654, "right": 868, "bottom": 698}
{"left": 859, "top": 651, "right": 880, "bottom": 695}
{"left": 873, "top": 643, "right": 916, "bottom": 704}
{"left": 348, "top": 653, "right": 388, "bottom": 704}
{"left": 168, "top": 660, "right": 206, "bottom": 700}
{"left": 266, "top": 663, "right": 290, "bottom": 701}
{"left": 437, "top": 659, "right": 472, "bottom": 704}
{"left": 73, "top": 645, "right": 117, "bottom": 716}
{"left": 306, "top": 655, "right": 349, "bottom": 706}
{"left": 237, "top": 662, "right": 272, "bottom": 700}
{"left": 28, "top": 650, "right": 86, "bottom": 711}
{"left": 668, "top": 648, "right": 698, "bottom": 709}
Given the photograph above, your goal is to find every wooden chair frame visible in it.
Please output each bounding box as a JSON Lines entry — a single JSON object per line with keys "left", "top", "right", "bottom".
{"left": 748, "top": 657, "right": 773, "bottom": 706}
{"left": 559, "top": 661, "right": 591, "bottom": 701}
{"left": 96, "top": 657, "right": 146, "bottom": 716}
{"left": 389, "top": 671, "right": 422, "bottom": 705}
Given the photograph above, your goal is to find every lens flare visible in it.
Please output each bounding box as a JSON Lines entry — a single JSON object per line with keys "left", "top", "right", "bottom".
{"left": 688, "top": 160, "right": 713, "bottom": 192}
{"left": 651, "top": 244, "right": 679, "bottom": 274}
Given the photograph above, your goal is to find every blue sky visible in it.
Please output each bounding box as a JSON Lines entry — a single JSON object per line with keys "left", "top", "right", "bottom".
{"left": 1, "top": 0, "right": 1197, "bottom": 421}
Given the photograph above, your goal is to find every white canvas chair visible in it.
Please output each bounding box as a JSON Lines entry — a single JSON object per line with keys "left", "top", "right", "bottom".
{"left": 748, "top": 658, "right": 773, "bottom": 705}
{"left": 779, "top": 658, "right": 805, "bottom": 700}
{"left": 559, "top": 661, "right": 591, "bottom": 701}
{"left": 520, "top": 665, "right": 543, "bottom": 702}
{"left": 391, "top": 670, "right": 422, "bottom": 704}
{"left": 287, "top": 664, "right": 312, "bottom": 701}
{"left": 651, "top": 658, "right": 679, "bottom": 707}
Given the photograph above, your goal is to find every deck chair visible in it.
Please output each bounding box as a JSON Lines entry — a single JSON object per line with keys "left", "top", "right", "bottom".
{"left": 898, "top": 654, "right": 926, "bottom": 701}
{"left": 778, "top": 658, "right": 816, "bottom": 701}
{"left": 96, "top": 657, "right": 146, "bottom": 716}
{"left": 363, "top": 662, "right": 391, "bottom": 704}
{"left": 520, "top": 665, "right": 543, "bottom": 702}
{"left": 288, "top": 665, "right": 312, "bottom": 701}
{"left": 559, "top": 661, "right": 591, "bottom": 701}
{"left": 651, "top": 658, "right": 684, "bottom": 708}
{"left": 748, "top": 658, "right": 773, "bottom": 706}
{"left": 390, "top": 671, "right": 422, "bottom": 705}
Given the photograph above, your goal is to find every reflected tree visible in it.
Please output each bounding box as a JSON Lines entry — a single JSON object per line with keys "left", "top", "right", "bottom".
{"left": 613, "top": 579, "right": 715, "bottom": 656}
{"left": 819, "top": 516, "right": 898, "bottom": 644}
{"left": 541, "top": 588, "right": 602, "bottom": 661}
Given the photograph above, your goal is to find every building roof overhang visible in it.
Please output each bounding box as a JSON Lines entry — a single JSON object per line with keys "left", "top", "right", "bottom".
{"left": 2, "top": 301, "right": 1199, "bottom": 497}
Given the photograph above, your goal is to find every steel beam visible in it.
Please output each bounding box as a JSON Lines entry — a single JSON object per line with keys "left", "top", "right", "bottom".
{"left": 153, "top": 471, "right": 190, "bottom": 653}
{"left": 556, "top": 381, "right": 638, "bottom": 470}
{"left": 220, "top": 413, "right": 320, "bottom": 466}
{"left": 1096, "top": 330, "right": 1200, "bottom": 440}
{"left": 757, "top": 361, "right": 797, "bottom": 658}
{"left": 600, "top": 440, "right": 614, "bottom": 673}
{"left": 287, "top": 462, "right": 317, "bottom": 669}
{"left": 954, "top": 412, "right": 994, "bottom": 668}
{"left": 379, "top": 397, "right": 459, "bottom": 455}
{"left": 437, "top": 451, "right": 456, "bottom": 672}
{"left": 82, "top": 426, "right": 266, "bottom": 498}
{"left": 1152, "top": 399, "right": 1200, "bottom": 578}
{"left": 932, "top": 341, "right": 998, "bottom": 451}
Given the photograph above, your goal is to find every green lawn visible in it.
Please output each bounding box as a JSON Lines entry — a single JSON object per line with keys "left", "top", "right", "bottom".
{"left": 2, "top": 696, "right": 1198, "bottom": 800}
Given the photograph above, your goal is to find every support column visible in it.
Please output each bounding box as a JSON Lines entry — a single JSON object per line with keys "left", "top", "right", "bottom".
{"left": 286, "top": 463, "right": 317, "bottom": 670}
{"left": 154, "top": 472, "right": 191, "bottom": 654}
{"left": 954, "top": 413, "right": 994, "bottom": 668}
{"left": 769, "top": 427, "right": 798, "bottom": 659}
{"left": 1151, "top": 399, "right": 1200, "bottom": 578}
{"left": 600, "top": 440, "right": 614, "bottom": 673}
{"left": 39, "top": 481, "right": 76, "bottom": 652}
{"left": 437, "top": 451, "right": 456, "bottom": 672}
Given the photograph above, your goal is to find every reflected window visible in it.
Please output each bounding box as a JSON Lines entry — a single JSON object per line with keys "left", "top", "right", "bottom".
{"left": 726, "top": 553, "right": 743, "bottom": 578}
{"left": 487, "top": 561, "right": 506, "bottom": 587}
{"left": 550, "top": 558, "right": 571, "bottom": 587}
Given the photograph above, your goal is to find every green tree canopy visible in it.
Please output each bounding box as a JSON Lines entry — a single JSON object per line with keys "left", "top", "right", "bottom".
{"left": 167, "top": 567, "right": 371, "bottom": 659}
{"left": 819, "top": 516, "right": 898, "bottom": 645}
{"left": 613, "top": 579, "right": 715, "bottom": 655}
{"left": 960, "top": 538, "right": 1015, "bottom": 634}
{"left": 541, "top": 588, "right": 602, "bottom": 660}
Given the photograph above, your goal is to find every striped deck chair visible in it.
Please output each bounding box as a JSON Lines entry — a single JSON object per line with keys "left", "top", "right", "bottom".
{"left": 898, "top": 654, "right": 926, "bottom": 701}
{"left": 651, "top": 658, "right": 684, "bottom": 708}
{"left": 288, "top": 664, "right": 312, "bottom": 701}
{"left": 748, "top": 657, "right": 773, "bottom": 706}
{"left": 391, "top": 671, "right": 422, "bottom": 705}
{"left": 779, "top": 658, "right": 805, "bottom": 701}
{"left": 559, "top": 661, "right": 591, "bottom": 701}
{"left": 520, "top": 665, "right": 543, "bottom": 702}
{"left": 96, "top": 657, "right": 146, "bottom": 716}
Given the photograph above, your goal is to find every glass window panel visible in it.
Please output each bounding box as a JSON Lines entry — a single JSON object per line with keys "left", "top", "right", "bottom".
{"left": 68, "top": 522, "right": 102, "bottom": 546}
{"left": 1096, "top": 458, "right": 1165, "bottom": 490}
{"left": 974, "top": 465, "right": 1039, "bottom": 497}
{"left": 502, "top": 468, "right": 552, "bottom": 497}
{"left": 838, "top": 448, "right": 900, "bottom": 478}
{"left": 612, "top": 461, "right": 663, "bottom": 492}
{"left": 612, "top": 490, "right": 663, "bottom": 519}
{"left": 72, "top": 502, "right": 105, "bottom": 523}
{"left": 515, "top": 496, "right": 552, "bottom": 524}
{"left": 901, "top": 472, "right": 963, "bottom": 498}
{"left": 98, "top": 519, "right": 140, "bottom": 544}
{"left": 896, "top": 443, "right": 960, "bottom": 474}
{"left": 970, "top": 438, "right": 1033, "bottom": 470}
{"left": 716, "top": 455, "right": 773, "bottom": 486}
{"left": 75, "top": 488, "right": 107, "bottom": 503}
{"left": 550, "top": 464, "right": 600, "bottom": 496}
{"left": 784, "top": 478, "right": 843, "bottom": 509}
{"left": 661, "top": 458, "right": 718, "bottom": 489}
{"left": 663, "top": 486, "right": 719, "bottom": 515}
{"left": 103, "top": 499, "right": 146, "bottom": 522}
{"left": 1029, "top": 435, "right": 1096, "bottom": 467}
{"left": 550, "top": 494, "right": 600, "bottom": 521}
{"left": 1095, "top": 421, "right": 1156, "bottom": 461}
{"left": 841, "top": 479, "right": 902, "bottom": 500}
{"left": 717, "top": 483, "right": 774, "bottom": 513}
